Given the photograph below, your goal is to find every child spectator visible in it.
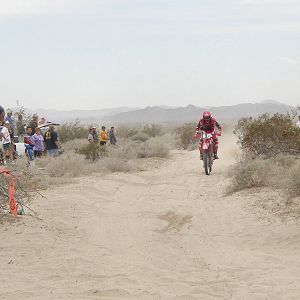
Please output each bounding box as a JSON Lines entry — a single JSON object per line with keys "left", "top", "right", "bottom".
{"left": 24, "top": 126, "right": 35, "bottom": 161}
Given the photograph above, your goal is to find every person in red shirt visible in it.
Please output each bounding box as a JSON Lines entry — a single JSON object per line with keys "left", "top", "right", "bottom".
{"left": 196, "top": 111, "right": 222, "bottom": 159}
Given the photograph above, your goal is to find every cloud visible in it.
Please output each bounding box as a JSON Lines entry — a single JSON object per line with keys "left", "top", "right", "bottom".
{"left": 277, "top": 56, "right": 299, "bottom": 65}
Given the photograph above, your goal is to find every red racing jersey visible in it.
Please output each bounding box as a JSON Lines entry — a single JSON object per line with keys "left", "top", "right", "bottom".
{"left": 196, "top": 117, "right": 222, "bottom": 132}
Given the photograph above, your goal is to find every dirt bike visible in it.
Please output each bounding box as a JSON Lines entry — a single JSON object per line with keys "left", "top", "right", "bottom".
{"left": 194, "top": 131, "right": 221, "bottom": 175}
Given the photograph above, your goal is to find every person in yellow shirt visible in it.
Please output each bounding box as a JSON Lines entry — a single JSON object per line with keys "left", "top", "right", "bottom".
{"left": 99, "top": 126, "right": 108, "bottom": 145}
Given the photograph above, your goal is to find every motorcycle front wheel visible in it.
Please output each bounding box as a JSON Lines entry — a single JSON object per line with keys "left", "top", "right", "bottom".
{"left": 203, "top": 151, "right": 212, "bottom": 175}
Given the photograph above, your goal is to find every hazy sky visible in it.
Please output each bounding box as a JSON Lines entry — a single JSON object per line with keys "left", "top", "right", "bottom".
{"left": 0, "top": 0, "right": 299, "bottom": 110}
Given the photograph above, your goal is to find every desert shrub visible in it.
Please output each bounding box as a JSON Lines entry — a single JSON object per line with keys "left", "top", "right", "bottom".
{"left": 228, "top": 155, "right": 300, "bottom": 198}
{"left": 141, "top": 124, "right": 162, "bottom": 137}
{"left": 175, "top": 122, "right": 197, "bottom": 149}
{"left": 76, "top": 143, "right": 108, "bottom": 161}
{"left": 116, "top": 126, "right": 139, "bottom": 138}
{"left": 100, "top": 157, "right": 133, "bottom": 173}
{"left": 228, "top": 159, "right": 272, "bottom": 193}
{"left": 43, "top": 152, "right": 91, "bottom": 177}
{"left": 234, "top": 113, "right": 300, "bottom": 158}
{"left": 284, "top": 163, "right": 300, "bottom": 198}
{"left": 108, "top": 141, "right": 139, "bottom": 160}
{"left": 58, "top": 122, "right": 90, "bottom": 143}
{"left": 131, "top": 132, "right": 149, "bottom": 142}
{"left": 137, "top": 137, "right": 170, "bottom": 158}
{"left": 62, "top": 139, "right": 86, "bottom": 152}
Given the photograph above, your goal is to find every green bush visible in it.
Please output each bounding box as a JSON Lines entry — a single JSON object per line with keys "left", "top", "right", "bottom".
{"left": 234, "top": 113, "right": 300, "bottom": 158}
{"left": 58, "top": 122, "right": 90, "bottom": 143}
{"left": 76, "top": 143, "right": 107, "bottom": 161}
{"left": 175, "top": 122, "right": 197, "bottom": 149}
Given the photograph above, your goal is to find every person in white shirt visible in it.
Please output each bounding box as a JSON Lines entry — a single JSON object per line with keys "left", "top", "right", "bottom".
{"left": 296, "top": 116, "right": 300, "bottom": 128}
{"left": 1, "top": 121, "right": 12, "bottom": 163}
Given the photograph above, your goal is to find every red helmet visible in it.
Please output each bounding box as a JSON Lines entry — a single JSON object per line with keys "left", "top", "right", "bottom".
{"left": 202, "top": 111, "right": 211, "bottom": 123}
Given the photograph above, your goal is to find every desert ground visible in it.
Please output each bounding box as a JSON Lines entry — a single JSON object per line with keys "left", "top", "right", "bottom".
{"left": 1, "top": 137, "right": 300, "bottom": 300}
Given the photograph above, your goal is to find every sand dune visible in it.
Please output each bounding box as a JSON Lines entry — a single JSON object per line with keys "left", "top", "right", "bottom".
{"left": 1, "top": 138, "right": 300, "bottom": 299}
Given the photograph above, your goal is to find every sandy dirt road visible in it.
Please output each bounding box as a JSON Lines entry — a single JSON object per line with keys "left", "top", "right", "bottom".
{"left": 1, "top": 141, "right": 300, "bottom": 300}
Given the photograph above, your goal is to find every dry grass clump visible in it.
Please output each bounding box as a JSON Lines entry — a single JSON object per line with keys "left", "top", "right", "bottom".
{"left": 62, "top": 138, "right": 86, "bottom": 152}
{"left": 284, "top": 163, "right": 300, "bottom": 198}
{"left": 131, "top": 132, "right": 149, "bottom": 142}
{"left": 137, "top": 137, "right": 170, "bottom": 158}
{"left": 116, "top": 126, "right": 139, "bottom": 138}
{"left": 227, "top": 159, "right": 272, "bottom": 193}
{"left": 100, "top": 157, "right": 134, "bottom": 173}
{"left": 227, "top": 155, "right": 300, "bottom": 198}
{"left": 108, "top": 140, "right": 139, "bottom": 160}
{"left": 141, "top": 124, "right": 162, "bottom": 137}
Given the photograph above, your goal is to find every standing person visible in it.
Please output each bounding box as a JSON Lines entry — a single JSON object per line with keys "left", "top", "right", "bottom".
{"left": 91, "top": 127, "right": 98, "bottom": 143}
{"left": 5, "top": 109, "right": 15, "bottom": 135}
{"left": 109, "top": 126, "right": 117, "bottom": 145}
{"left": 0, "top": 105, "right": 5, "bottom": 124}
{"left": 296, "top": 116, "right": 300, "bottom": 128}
{"left": 2, "top": 121, "right": 13, "bottom": 163}
{"left": 99, "top": 126, "right": 108, "bottom": 146}
{"left": 87, "top": 128, "right": 94, "bottom": 143}
{"left": 24, "top": 126, "right": 35, "bottom": 161}
{"left": 29, "top": 114, "right": 39, "bottom": 135}
{"left": 32, "top": 127, "right": 44, "bottom": 157}
{"left": 44, "top": 125, "right": 60, "bottom": 157}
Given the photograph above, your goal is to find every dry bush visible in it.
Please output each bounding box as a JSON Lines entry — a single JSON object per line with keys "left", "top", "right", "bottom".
{"left": 137, "top": 137, "right": 170, "bottom": 158}
{"left": 175, "top": 122, "right": 197, "bottom": 149}
{"left": 43, "top": 152, "right": 92, "bottom": 177}
{"left": 141, "top": 124, "right": 162, "bottom": 137}
{"left": 131, "top": 132, "right": 149, "bottom": 142}
{"left": 228, "top": 155, "right": 300, "bottom": 198}
{"left": 116, "top": 126, "right": 139, "bottom": 138}
{"left": 227, "top": 159, "right": 272, "bottom": 193}
{"left": 62, "top": 138, "right": 86, "bottom": 152}
{"left": 284, "top": 163, "right": 300, "bottom": 198}
{"left": 100, "top": 157, "right": 134, "bottom": 173}
{"left": 107, "top": 140, "right": 139, "bottom": 160}
{"left": 234, "top": 113, "right": 300, "bottom": 158}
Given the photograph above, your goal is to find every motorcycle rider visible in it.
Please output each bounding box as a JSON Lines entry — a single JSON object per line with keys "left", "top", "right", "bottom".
{"left": 196, "top": 111, "right": 222, "bottom": 160}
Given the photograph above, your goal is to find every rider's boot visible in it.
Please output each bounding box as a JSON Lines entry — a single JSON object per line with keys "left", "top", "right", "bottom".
{"left": 200, "top": 153, "right": 203, "bottom": 160}
{"left": 213, "top": 142, "right": 219, "bottom": 159}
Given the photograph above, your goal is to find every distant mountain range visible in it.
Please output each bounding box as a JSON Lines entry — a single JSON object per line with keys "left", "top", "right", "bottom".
{"left": 102, "top": 101, "right": 293, "bottom": 124}
{"left": 26, "top": 107, "right": 137, "bottom": 123}
{"left": 26, "top": 101, "right": 294, "bottom": 124}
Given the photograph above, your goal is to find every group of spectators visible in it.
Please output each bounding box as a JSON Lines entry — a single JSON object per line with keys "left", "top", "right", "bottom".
{"left": 88, "top": 126, "right": 117, "bottom": 146}
{"left": 0, "top": 106, "right": 60, "bottom": 164}
{"left": 23, "top": 124, "right": 60, "bottom": 161}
